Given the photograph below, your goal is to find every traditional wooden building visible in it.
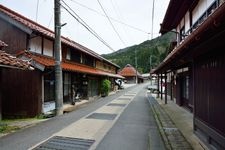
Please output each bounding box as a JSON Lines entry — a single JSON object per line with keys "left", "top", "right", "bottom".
{"left": 119, "top": 64, "right": 143, "bottom": 84}
{"left": 0, "top": 5, "right": 123, "bottom": 118}
{"left": 152, "top": 0, "right": 225, "bottom": 149}
{"left": 0, "top": 41, "right": 33, "bottom": 120}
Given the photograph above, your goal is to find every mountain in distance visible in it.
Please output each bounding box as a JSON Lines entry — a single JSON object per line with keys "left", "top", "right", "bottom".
{"left": 102, "top": 32, "right": 176, "bottom": 73}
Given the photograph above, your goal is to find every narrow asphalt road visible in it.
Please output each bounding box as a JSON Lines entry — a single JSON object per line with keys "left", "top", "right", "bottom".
{"left": 96, "top": 84, "right": 165, "bottom": 150}
{"left": 0, "top": 83, "right": 165, "bottom": 150}
{"left": 0, "top": 85, "right": 135, "bottom": 150}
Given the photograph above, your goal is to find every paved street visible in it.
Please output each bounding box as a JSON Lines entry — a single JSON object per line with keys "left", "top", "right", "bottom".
{"left": 96, "top": 84, "right": 165, "bottom": 150}
{"left": 0, "top": 83, "right": 165, "bottom": 150}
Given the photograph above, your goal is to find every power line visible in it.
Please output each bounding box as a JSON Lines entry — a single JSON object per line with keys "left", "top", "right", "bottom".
{"left": 109, "top": 0, "right": 132, "bottom": 43}
{"left": 36, "top": 0, "right": 39, "bottom": 22}
{"left": 97, "top": 0, "right": 126, "bottom": 47}
{"left": 151, "top": 0, "right": 155, "bottom": 40}
{"left": 68, "top": 0, "right": 149, "bottom": 34}
{"left": 60, "top": 0, "right": 114, "bottom": 51}
{"left": 48, "top": 13, "right": 53, "bottom": 28}
{"left": 60, "top": 0, "right": 115, "bottom": 52}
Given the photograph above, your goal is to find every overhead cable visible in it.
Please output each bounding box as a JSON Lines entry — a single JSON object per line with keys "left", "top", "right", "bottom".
{"left": 60, "top": 0, "right": 115, "bottom": 52}
{"left": 151, "top": 0, "right": 155, "bottom": 39}
{"left": 97, "top": 0, "right": 126, "bottom": 47}
{"left": 36, "top": 0, "right": 39, "bottom": 22}
{"left": 109, "top": 0, "right": 132, "bottom": 43}
{"left": 69, "top": 0, "right": 149, "bottom": 34}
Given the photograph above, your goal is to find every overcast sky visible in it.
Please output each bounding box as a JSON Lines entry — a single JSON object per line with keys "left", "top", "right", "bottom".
{"left": 0, "top": 0, "right": 169, "bottom": 54}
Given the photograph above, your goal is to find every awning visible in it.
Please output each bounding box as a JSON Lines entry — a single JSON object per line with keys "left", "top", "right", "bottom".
{"left": 17, "top": 50, "right": 124, "bottom": 79}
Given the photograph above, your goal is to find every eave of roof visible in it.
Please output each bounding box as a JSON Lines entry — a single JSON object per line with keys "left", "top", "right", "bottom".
{"left": 160, "top": 0, "right": 198, "bottom": 34}
{"left": 18, "top": 51, "right": 123, "bottom": 78}
{"left": 0, "top": 4, "right": 119, "bottom": 69}
{"left": 153, "top": 2, "right": 225, "bottom": 73}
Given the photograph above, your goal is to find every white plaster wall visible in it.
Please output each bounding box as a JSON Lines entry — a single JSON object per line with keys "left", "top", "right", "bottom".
{"left": 176, "top": 26, "right": 180, "bottom": 42}
{"left": 185, "top": 11, "right": 190, "bottom": 32}
{"left": 176, "top": 0, "right": 216, "bottom": 32}
{"left": 192, "top": 0, "right": 208, "bottom": 23}
{"left": 29, "top": 36, "right": 42, "bottom": 54}
{"left": 43, "top": 38, "right": 53, "bottom": 57}
{"left": 207, "top": 0, "right": 216, "bottom": 7}
{"left": 66, "top": 49, "right": 71, "bottom": 60}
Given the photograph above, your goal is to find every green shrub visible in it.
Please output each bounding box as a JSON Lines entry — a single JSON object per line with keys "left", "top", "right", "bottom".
{"left": 101, "top": 79, "right": 111, "bottom": 96}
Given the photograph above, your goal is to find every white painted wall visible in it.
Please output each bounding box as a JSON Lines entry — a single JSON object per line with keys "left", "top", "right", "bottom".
{"left": 192, "top": 0, "right": 215, "bottom": 23}
{"left": 66, "top": 49, "right": 71, "bottom": 60}
{"left": 43, "top": 38, "right": 53, "bottom": 57}
{"left": 176, "top": 26, "right": 180, "bottom": 42}
{"left": 207, "top": 0, "right": 216, "bottom": 7}
{"left": 29, "top": 36, "right": 42, "bottom": 54}
{"left": 184, "top": 12, "right": 190, "bottom": 32}
{"left": 175, "top": 0, "right": 217, "bottom": 42}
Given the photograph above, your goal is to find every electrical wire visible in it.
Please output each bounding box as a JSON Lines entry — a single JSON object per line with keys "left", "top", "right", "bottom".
{"left": 36, "top": 0, "right": 39, "bottom": 22}
{"left": 48, "top": 13, "right": 54, "bottom": 28}
{"left": 151, "top": 0, "right": 155, "bottom": 40}
{"left": 109, "top": 0, "right": 132, "bottom": 43}
{"left": 68, "top": 0, "right": 149, "bottom": 34}
{"left": 97, "top": 0, "right": 126, "bottom": 47}
{"left": 60, "top": 0, "right": 115, "bottom": 52}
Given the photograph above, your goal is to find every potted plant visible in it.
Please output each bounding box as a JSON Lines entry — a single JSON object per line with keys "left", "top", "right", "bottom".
{"left": 100, "top": 79, "right": 111, "bottom": 97}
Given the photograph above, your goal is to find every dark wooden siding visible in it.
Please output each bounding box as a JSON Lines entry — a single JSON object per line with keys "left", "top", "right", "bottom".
{"left": 1, "top": 69, "right": 42, "bottom": 118}
{"left": 194, "top": 51, "right": 225, "bottom": 137}
{"left": 0, "top": 18, "right": 27, "bottom": 54}
{"left": 167, "top": 82, "right": 172, "bottom": 96}
{"left": 176, "top": 75, "right": 181, "bottom": 105}
{"left": 0, "top": 69, "right": 2, "bottom": 119}
{"left": 88, "top": 77, "right": 100, "bottom": 97}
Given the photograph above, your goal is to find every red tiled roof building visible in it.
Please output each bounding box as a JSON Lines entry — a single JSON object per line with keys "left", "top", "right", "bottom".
{"left": 0, "top": 4, "right": 123, "bottom": 118}
{"left": 119, "top": 64, "right": 143, "bottom": 84}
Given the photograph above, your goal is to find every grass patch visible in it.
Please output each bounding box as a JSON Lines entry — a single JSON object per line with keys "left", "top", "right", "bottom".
{"left": 0, "top": 122, "right": 20, "bottom": 133}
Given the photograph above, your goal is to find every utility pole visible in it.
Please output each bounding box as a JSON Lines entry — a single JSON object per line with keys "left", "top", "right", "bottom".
{"left": 54, "top": 0, "right": 63, "bottom": 115}
{"left": 151, "top": 0, "right": 155, "bottom": 39}
{"left": 150, "top": 55, "right": 152, "bottom": 85}
{"left": 135, "top": 49, "right": 138, "bottom": 84}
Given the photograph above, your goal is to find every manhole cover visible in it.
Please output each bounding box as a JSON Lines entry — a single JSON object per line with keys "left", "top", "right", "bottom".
{"left": 86, "top": 113, "right": 117, "bottom": 120}
{"left": 107, "top": 103, "right": 126, "bottom": 107}
{"left": 32, "top": 136, "right": 95, "bottom": 150}
{"left": 124, "top": 94, "right": 135, "bottom": 96}
{"left": 117, "top": 97, "right": 131, "bottom": 100}
{"left": 164, "top": 127, "right": 178, "bottom": 133}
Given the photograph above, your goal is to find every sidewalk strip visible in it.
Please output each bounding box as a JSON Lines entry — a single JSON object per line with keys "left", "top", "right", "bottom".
{"left": 147, "top": 93, "right": 193, "bottom": 150}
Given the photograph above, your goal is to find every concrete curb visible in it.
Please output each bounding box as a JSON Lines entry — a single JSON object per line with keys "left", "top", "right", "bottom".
{"left": 147, "top": 93, "right": 193, "bottom": 150}
{"left": 147, "top": 97, "right": 172, "bottom": 150}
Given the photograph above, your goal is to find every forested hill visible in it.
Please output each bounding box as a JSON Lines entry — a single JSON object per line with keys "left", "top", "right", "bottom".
{"left": 102, "top": 32, "right": 176, "bottom": 73}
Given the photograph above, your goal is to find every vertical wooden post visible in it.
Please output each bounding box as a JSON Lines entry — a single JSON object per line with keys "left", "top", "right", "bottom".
{"left": 157, "top": 74, "right": 159, "bottom": 98}
{"left": 171, "top": 72, "right": 174, "bottom": 101}
{"left": 165, "top": 72, "right": 167, "bottom": 104}
{"left": 160, "top": 73, "right": 163, "bottom": 100}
